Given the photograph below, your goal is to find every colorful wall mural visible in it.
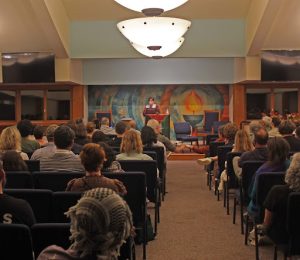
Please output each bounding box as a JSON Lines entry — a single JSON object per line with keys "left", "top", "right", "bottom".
{"left": 88, "top": 85, "right": 229, "bottom": 139}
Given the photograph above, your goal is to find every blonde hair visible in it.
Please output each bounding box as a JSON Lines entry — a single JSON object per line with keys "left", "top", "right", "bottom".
{"left": 0, "top": 126, "right": 22, "bottom": 151}
{"left": 120, "top": 129, "right": 143, "bottom": 154}
{"left": 233, "top": 129, "right": 254, "bottom": 152}
{"left": 285, "top": 153, "right": 300, "bottom": 191}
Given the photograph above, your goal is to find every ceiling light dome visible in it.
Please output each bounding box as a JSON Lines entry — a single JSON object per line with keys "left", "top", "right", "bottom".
{"left": 131, "top": 38, "right": 185, "bottom": 58}
{"left": 117, "top": 17, "right": 191, "bottom": 49}
{"left": 114, "top": 0, "right": 189, "bottom": 16}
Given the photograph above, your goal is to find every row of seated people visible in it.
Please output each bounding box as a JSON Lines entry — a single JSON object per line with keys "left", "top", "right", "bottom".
{"left": 197, "top": 121, "right": 300, "bottom": 258}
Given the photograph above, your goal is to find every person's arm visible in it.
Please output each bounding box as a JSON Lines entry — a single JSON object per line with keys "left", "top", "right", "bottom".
{"left": 263, "top": 209, "right": 272, "bottom": 227}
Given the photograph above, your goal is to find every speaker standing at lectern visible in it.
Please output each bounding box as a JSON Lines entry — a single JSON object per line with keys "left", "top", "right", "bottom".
{"left": 143, "top": 97, "right": 160, "bottom": 116}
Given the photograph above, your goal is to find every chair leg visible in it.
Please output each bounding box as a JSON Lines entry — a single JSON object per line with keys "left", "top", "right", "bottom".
{"left": 254, "top": 224, "right": 259, "bottom": 260}
{"left": 223, "top": 183, "right": 227, "bottom": 207}
{"left": 226, "top": 187, "right": 230, "bottom": 215}
{"left": 273, "top": 245, "right": 277, "bottom": 260}
{"left": 244, "top": 214, "right": 249, "bottom": 245}
{"left": 233, "top": 197, "right": 236, "bottom": 224}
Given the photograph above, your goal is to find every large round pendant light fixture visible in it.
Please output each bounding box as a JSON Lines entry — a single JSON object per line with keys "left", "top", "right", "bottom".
{"left": 114, "top": 0, "right": 189, "bottom": 16}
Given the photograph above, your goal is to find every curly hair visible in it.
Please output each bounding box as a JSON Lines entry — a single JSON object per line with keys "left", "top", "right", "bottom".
{"left": 120, "top": 129, "right": 143, "bottom": 154}
{"left": 0, "top": 126, "right": 22, "bottom": 151}
{"left": 80, "top": 143, "right": 105, "bottom": 172}
{"left": 223, "top": 123, "right": 238, "bottom": 143}
{"left": 285, "top": 152, "right": 300, "bottom": 191}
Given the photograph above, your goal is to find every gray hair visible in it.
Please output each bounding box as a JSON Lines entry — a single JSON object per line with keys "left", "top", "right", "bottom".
{"left": 285, "top": 152, "right": 300, "bottom": 191}
{"left": 66, "top": 188, "right": 133, "bottom": 259}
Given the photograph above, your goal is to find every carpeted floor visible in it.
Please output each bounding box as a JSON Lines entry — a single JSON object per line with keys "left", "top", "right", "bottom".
{"left": 135, "top": 160, "right": 276, "bottom": 260}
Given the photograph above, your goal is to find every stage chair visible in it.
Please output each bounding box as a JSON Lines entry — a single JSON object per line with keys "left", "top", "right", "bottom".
{"left": 201, "top": 110, "right": 220, "bottom": 134}
{"left": 173, "top": 122, "right": 198, "bottom": 145}
{"left": 211, "top": 120, "right": 228, "bottom": 134}
{"left": 0, "top": 224, "right": 34, "bottom": 260}
{"left": 5, "top": 171, "right": 34, "bottom": 189}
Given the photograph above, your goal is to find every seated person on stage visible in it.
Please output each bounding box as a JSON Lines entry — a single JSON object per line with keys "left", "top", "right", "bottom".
{"left": 107, "top": 121, "right": 129, "bottom": 148}
{"left": 38, "top": 187, "right": 133, "bottom": 260}
{"left": 66, "top": 143, "right": 126, "bottom": 195}
{"left": 2, "top": 150, "right": 29, "bottom": 172}
{"left": 100, "top": 117, "right": 116, "bottom": 136}
{"left": 279, "top": 120, "right": 300, "bottom": 152}
{"left": 147, "top": 119, "right": 187, "bottom": 153}
{"left": 0, "top": 161, "right": 36, "bottom": 226}
{"left": 17, "top": 119, "right": 40, "bottom": 154}
{"left": 143, "top": 97, "right": 160, "bottom": 116}
{"left": 40, "top": 125, "right": 84, "bottom": 172}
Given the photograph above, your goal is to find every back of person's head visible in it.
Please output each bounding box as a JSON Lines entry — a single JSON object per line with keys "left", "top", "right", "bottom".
{"left": 54, "top": 125, "right": 75, "bottom": 149}
{"left": 120, "top": 129, "right": 143, "bottom": 154}
{"left": 267, "top": 137, "right": 290, "bottom": 164}
{"left": 141, "top": 126, "right": 157, "bottom": 146}
{"left": 101, "top": 117, "right": 110, "bottom": 126}
{"left": 86, "top": 122, "right": 96, "bottom": 134}
{"left": 97, "top": 142, "right": 116, "bottom": 169}
{"left": 128, "top": 119, "right": 137, "bottom": 130}
{"left": 249, "top": 121, "right": 264, "bottom": 135}
{"left": 2, "top": 151, "right": 28, "bottom": 172}
{"left": 17, "top": 119, "right": 34, "bottom": 137}
{"left": 66, "top": 120, "right": 77, "bottom": 133}
{"left": 285, "top": 152, "right": 300, "bottom": 191}
{"left": 272, "top": 117, "right": 281, "bottom": 128}
{"left": 92, "top": 130, "right": 108, "bottom": 143}
{"left": 46, "top": 124, "right": 58, "bottom": 142}
{"left": 278, "top": 120, "right": 296, "bottom": 135}
{"left": 75, "top": 122, "right": 87, "bottom": 138}
{"left": 0, "top": 126, "right": 22, "bottom": 151}
{"left": 254, "top": 128, "right": 269, "bottom": 146}
{"left": 115, "top": 121, "right": 128, "bottom": 135}
{"left": 33, "top": 125, "right": 44, "bottom": 140}
{"left": 80, "top": 143, "right": 105, "bottom": 172}
{"left": 223, "top": 123, "right": 238, "bottom": 143}
{"left": 147, "top": 119, "right": 160, "bottom": 134}
{"left": 218, "top": 125, "right": 225, "bottom": 138}
{"left": 66, "top": 187, "right": 133, "bottom": 258}
{"left": 234, "top": 129, "right": 253, "bottom": 152}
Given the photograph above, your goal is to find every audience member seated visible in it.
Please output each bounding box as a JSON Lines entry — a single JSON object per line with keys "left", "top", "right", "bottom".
{"left": 147, "top": 119, "right": 187, "bottom": 153}
{"left": 278, "top": 120, "right": 300, "bottom": 152}
{"left": 234, "top": 128, "right": 269, "bottom": 179}
{"left": 107, "top": 121, "right": 129, "bottom": 148}
{"left": 248, "top": 120, "right": 264, "bottom": 142}
{"left": 262, "top": 152, "right": 300, "bottom": 244}
{"left": 141, "top": 126, "right": 167, "bottom": 162}
{"left": 2, "top": 151, "right": 28, "bottom": 172}
{"left": 117, "top": 129, "right": 153, "bottom": 160}
{"left": 86, "top": 121, "right": 96, "bottom": 141}
{"left": 0, "top": 126, "right": 29, "bottom": 160}
{"left": 98, "top": 142, "right": 124, "bottom": 172}
{"left": 40, "top": 125, "right": 84, "bottom": 172}
{"left": 268, "top": 117, "right": 282, "bottom": 138}
{"left": 38, "top": 187, "right": 133, "bottom": 259}
{"left": 0, "top": 161, "right": 35, "bottom": 226}
{"left": 197, "top": 122, "right": 238, "bottom": 165}
{"left": 33, "top": 125, "right": 47, "bottom": 147}
{"left": 92, "top": 130, "right": 109, "bottom": 143}
{"left": 31, "top": 124, "right": 58, "bottom": 160}
{"left": 247, "top": 137, "right": 290, "bottom": 220}
{"left": 74, "top": 120, "right": 89, "bottom": 146}
{"left": 100, "top": 117, "right": 116, "bottom": 136}
{"left": 17, "top": 119, "right": 40, "bottom": 154}
{"left": 66, "top": 120, "right": 83, "bottom": 154}
{"left": 218, "top": 129, "right": 254, "bottom": 191}
{"left": 66, "top": 143, "right": 126, "bottom": 194}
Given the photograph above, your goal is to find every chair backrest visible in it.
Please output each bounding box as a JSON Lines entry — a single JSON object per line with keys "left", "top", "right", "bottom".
{"left": 103, "top": 172, "right": 146, "bottom": 227}
{"left": 5, "top": 171, "right": 34, "bottom": 189}
{"left": 33, "top": 172, "right": 84, "bottom": 191}
{"left": 52, "top": 192, "right": 82, "bottom": 222}
{"left": 217, "top": 145, "right": 233, "bottom": 176}
{"left": 173, "top": 122, "right": 191, "bottom": 139}
{"left": 118, "top": 160, "right": 157, "bottom": 203}
{"left": 143, "top": 151, "right": 157, "bottom": 161}
{"left": 226, "top": 152, "right": 242, "bottom": 187}
{"left": 287, "top": 192, "right": 300, "bottom": 256}
{"left": 0, "top": 223, "right": 34, "bottom": 260}
{"left": 25, "top": 160, "right": 40, "bottom": 172}
{"left": 256, "top": 172, "right": 285, "bottom": 221}
{"left": 4, "top": 188, "right": 53, "bottom": 223}
{"left": 208, "top": 141, "right": 225, "bottom": 157}
{"left": 143, "top": 146, "right": 165, "bottom": 179}
{"left": 241, "top": 161, "right": 265, "bottom": 204}
{"left": 31, "top": 223, "right": 71, "bottom": 257}
{"left": 204, "top": 110, "right": 220, "bottom": 132}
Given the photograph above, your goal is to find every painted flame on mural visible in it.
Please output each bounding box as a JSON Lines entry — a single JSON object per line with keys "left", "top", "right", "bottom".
{"left": 184, "top": 90, "right": 203, "bottom": 114}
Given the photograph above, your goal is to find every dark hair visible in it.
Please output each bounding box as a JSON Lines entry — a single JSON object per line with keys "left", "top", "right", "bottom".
{"left": 80, "top": 143, "right": 105, "bottom": 172}
{"left": 92, "top": 130, "right": 108, "bottom": 143}
{"left": 272, "top": 117, "right": 281, "bottom": 127}
{"left": 54, "top": 125, "right": 75, "bottom": 149}
{"left": 75, "top": 123, "right": 87, "bottom": 138}
{"left": 97, "top": 142, "right": 116, "bottom": 169}
{"left": 2, "top": 151, "right": 28, "bottom": 171}
{"left": 296, "top": 126, "right": 300, "bottom": 139}
{"left": 223, "top": 123, "right": 238, "bottom": 143}
{"left": 254, "top": 128, "right": 269, "bottom": 145}
{"left": 33, "top": 126, "right": 44, "bottom": 140}
{"left": 148, "top": 97, "right": 154, "bottom": 101}
{"left": 267, "top": 137, "right": 290, "bottom": 164}
{"left": 115, "top": 121, "right": 128, "bottom": 135}
{"left": 17, "top": 119, "right": 34, "bottom": 137}
{"left": 278, "top": 120, "right": 296, "bottom": 135}
{"left": 141, "top": 126, "right": 157, "bottom": 147}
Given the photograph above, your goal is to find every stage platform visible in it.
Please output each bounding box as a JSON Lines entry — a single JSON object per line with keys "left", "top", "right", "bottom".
{"left": 167, "top": 152, "right": 205, "bottom": 161}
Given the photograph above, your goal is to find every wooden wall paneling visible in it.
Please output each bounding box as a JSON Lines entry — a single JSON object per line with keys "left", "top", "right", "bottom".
{"left": 232, "top": 84, "right": 245, "bottom": 126}
{"left": 72, "top": 85, "right": 84, "bottom": 120}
